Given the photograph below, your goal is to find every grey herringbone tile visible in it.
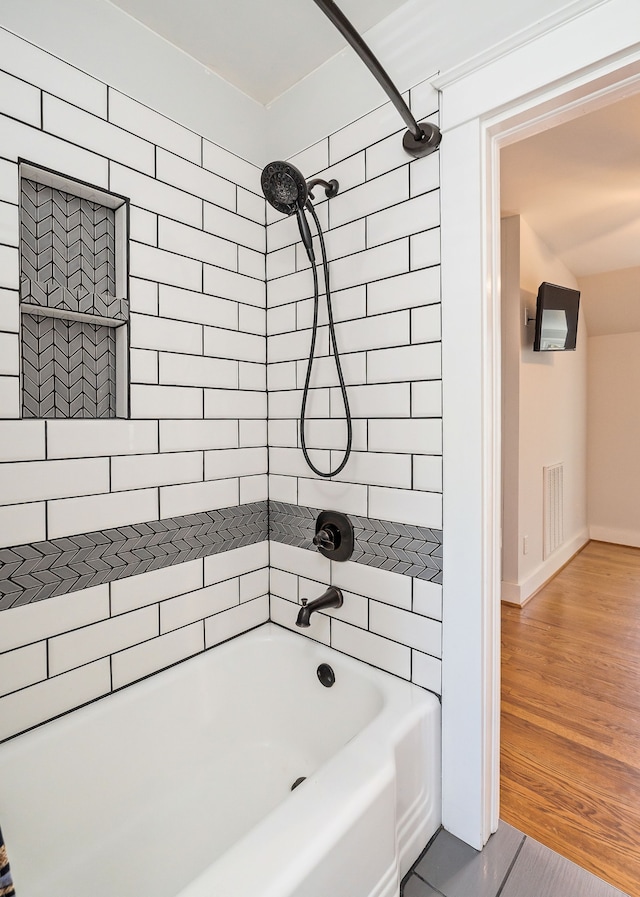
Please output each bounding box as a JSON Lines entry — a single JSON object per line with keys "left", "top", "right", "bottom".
{"left": 0, "top": 502, "right": 269, "bottom": 609}
{"left": 21, "top": 180, "right": 117, "bottom": 299}
{"left": 0, "top": 498, "right": 440, "bottom": 608}
{"left": 21, "top": 315, "right": 117, "bottom": 418}
{"left": 270, "top": 501, "right": 443, "bottom": 582}
{"left": 19, "top": 177, "right": 126, "bottom": 420}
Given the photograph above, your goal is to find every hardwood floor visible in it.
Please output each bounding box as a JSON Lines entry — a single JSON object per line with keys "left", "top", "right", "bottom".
{"left": 501, "top": 540, "right": 640, "bottom": 896}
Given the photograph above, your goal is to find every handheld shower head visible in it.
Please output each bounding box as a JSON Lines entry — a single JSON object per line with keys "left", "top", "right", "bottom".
{"left": 261, "top": 160, "right": 351, "bottom": 479}
{"left": 261, "top": 161, "right": 308, "bottom": 215}
{"left": 261, "top": 160, "right": 315, "bottom": 262}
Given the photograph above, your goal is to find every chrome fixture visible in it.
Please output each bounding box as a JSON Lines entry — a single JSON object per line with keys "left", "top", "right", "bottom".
{"left": 312, "top": 0, "right": 441, "bottom": 158}
{"left": 296, "top": 586, "right": 344, "bottom": 627}
{"left": 261, "top": 161, "right": 352, "bottom": 478}
{"left": 313, "top": 510, "right": 354, "bottom": 562}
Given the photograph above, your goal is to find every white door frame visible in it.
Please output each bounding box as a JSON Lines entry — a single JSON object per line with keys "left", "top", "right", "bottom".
{"left": 437, "top": 0, "right": 640, "bottom": 850}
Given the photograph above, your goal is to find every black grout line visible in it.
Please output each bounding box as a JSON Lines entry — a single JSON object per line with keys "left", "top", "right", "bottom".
{"left": 0, "top": 72, "right": 264, "bottom": 197}
{"left": 109, "top": 157, "right": 265, "bottom": 219}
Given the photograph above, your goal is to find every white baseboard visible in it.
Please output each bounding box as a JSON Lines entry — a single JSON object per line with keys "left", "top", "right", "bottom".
{"left": 589, "top": 526, "right": 640, "bottom": 549}
{"left": 500, "top": 580, "right": 522, "bottom": 604}
{"left": 501, "top": 529, "right": 589, "bottom": 606}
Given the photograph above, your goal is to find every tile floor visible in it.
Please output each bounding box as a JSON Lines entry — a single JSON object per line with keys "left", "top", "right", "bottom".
{"left": 403, "top": 822, "right": 631, "bottom": 897}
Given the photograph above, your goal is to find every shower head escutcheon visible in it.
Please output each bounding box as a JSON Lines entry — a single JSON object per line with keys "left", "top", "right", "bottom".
{"left": 306, "top": 177, "right": 339, "bottom": 201}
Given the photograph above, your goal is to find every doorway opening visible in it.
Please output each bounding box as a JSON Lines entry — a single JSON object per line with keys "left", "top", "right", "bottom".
{"left": 438, "top": 5, "right": 640, "bottom": 859}
{"left": 496, "top": 66, "right": 640, "bottom": 897}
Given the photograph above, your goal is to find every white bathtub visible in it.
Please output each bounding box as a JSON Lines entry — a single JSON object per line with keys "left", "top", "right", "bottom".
{"left": 0, "top": 622, "right": 440, "bottom": 897}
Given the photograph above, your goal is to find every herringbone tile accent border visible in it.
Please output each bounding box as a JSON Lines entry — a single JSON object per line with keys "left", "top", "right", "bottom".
{"left": 0, "top": 502, "right": 269, "bottom": 610}
{"left": 0, "top": 499, "right": 441, "bottom": 610}
{"left": 270, "top": 501, "right": 443, "bottom": 583}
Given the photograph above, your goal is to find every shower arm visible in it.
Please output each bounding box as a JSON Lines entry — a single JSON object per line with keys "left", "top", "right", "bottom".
{"left": 311, "top": 0, "right": 441, "bottom": 157}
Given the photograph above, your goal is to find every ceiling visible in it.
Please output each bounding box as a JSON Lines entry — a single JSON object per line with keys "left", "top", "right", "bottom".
{"left": 109, "top": 0, "right": 640, "bottom": 280}
{"left": 107, "top": 0, "right": 410, "bottom": 105}
{"left": 500, "top": 91, "right": 640, "bottom": 280}
{"left": 98, "top": 1, "right": 639, "bottom": 334}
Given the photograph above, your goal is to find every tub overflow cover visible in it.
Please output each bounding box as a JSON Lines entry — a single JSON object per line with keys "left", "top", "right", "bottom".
{"left": 317, "top": 663, "right": 335, "bottom": 687}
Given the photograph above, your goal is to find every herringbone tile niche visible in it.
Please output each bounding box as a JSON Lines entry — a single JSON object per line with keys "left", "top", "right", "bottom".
{"left": 19, "top": 165, "right": 129, "bottom": 419}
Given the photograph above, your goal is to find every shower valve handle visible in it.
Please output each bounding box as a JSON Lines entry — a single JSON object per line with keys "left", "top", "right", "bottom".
{"left": 313, "top": 526, "right": 336, "bottom": 551}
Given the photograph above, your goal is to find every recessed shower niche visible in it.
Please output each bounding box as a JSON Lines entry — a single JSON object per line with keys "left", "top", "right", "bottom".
{"left": 19, "top": 164, "right": 129, "bottom": 418}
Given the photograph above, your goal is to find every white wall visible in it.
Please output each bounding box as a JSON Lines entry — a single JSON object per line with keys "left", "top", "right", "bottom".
{"left": 0, "top": 27, "right": 269, "bottom": 742}
{"left": 0, "top": 23, "right": 446, "bottom": 744}
{"left": 580, "top": 267, "right": 640, "bottom": 546}
{"left": 0, "top": 0, "right": 265, "bottom": 164}
{"left": 580, "top": 267, "right": 640, "bottom": 336}
{"left": 501, "top": 215, "right": 588, "bottom": 604}
{"left": 267, "top": 82, "right": 444, "bottom": 693}
{"left": 588, "top": 331, "right": 640, "bottom": 547}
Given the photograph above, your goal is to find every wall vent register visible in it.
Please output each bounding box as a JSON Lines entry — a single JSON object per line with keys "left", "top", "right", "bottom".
{"left": 19, "top": 164, "right": 129, "bottom": 419}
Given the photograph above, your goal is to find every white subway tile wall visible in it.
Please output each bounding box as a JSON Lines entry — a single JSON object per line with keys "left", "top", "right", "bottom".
{"left": 265, "top": 81, "right": 442, "bottom": 693}
{"left": 0, "top": 29, "right": 443, "bottom": 742}
{"left": 0, "top": 31, "right": 268, "bottom": 741}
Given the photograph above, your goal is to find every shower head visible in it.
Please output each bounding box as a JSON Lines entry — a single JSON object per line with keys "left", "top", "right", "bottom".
{"left": 261, "top": 160, "right": 316, "bottom": 262}
{"left": 261, "top": 161, "right": 309, "bottom": 215}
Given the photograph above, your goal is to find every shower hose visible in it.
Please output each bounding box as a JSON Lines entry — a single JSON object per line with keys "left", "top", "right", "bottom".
{"left": 299, "top": 202, "right": 352, "bottom": 478}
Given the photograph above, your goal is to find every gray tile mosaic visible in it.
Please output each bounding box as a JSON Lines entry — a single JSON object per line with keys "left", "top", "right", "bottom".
{"left": 19, "top": 176, "right": 127, "bottom": 420}
{"left": 0, "top": 498, "right": 440, "bottom": 609}
{"left": 22, "top": 314, "right": 116, "bottom": 418}
{"left": 0, "top": 501, "right": 268, "bottom": 610}
{"left": 270, "top": 500, "right": 442, "bottom": 582}
{"left": 21, "top": 179, "right": 117, "bottom": 301}
{"left": 20, "top": 276, "right": 128, "bottom": 322}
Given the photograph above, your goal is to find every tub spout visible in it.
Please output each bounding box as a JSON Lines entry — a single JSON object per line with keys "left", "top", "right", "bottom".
{"left": 296, "top": 587, "right": 343, "bottom": 627}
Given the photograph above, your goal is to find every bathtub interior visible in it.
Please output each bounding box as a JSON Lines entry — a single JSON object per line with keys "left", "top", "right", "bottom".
{"left": 0, "top": 623, "right": 439, "bottom": 897}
